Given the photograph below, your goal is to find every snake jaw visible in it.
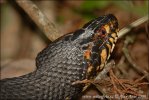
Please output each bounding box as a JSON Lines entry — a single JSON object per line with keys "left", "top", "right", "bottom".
{"left": 81, "top": 14, "right": 119, "bottom": 79}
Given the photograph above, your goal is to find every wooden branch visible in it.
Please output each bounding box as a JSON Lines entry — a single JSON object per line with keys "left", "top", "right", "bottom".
{"left": 16, "top": 0, "right": 60, "bottom": 41}
{"left": 95, "top": 60, "right": 115, "bottom": 80}
{"left": 118, "top": 15, "right": 148, "bottom": 38}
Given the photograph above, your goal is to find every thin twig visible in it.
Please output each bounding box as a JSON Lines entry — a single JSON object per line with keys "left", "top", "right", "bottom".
{"left": 95, "top": 60, "right": 115, "bottom": 80}
{"left": 123, "top": 36, "right": 149, "bottom": 81}
{"left": 118, "top": 15, "right": 148, "bottom": 38}
{"left": 134, "top": 74, "right": 148, "bottom": 83}
{"left": 116, "top": 56, "right": 128, "bottom": 77}
{"left": 16, "top": 0, "right": 60, "bottom": 41}
{"left": 109, "top": 70, "right": 122, "bottom": 94}
{"left": 110, "top": 69, "right": 126, "bottom": 91}
{"left": 109, "top": 69, "right": 146, "bottom": 97}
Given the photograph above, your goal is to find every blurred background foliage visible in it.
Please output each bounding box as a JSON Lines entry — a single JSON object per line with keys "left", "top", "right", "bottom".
{"left": 81, "top": 0, "right": 148, "bottom": 15}
{"left": 57, "top": 0, "right": 148, "bottom": 23}
{"left": 113, "top": 1, "right": 148, "bottom": 15}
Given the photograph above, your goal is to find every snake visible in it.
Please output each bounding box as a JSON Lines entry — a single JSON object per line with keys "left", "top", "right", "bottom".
{"left": 0, "top": 14, "right": 118, "bottom": 100}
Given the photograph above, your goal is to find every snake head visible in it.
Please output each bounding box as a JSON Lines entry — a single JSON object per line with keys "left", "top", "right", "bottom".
{"left": 82, "top": 14, "right": 118, "bottom": 39}
{"left": 80, "top": 14, "right": 119, "bottom": 79}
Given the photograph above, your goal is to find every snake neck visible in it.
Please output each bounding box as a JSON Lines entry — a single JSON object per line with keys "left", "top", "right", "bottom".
{"left": 64, "top": 14, "right": 119, "bottom": 79}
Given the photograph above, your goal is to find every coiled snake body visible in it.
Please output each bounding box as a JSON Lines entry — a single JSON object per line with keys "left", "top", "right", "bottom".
{"left": 0, "top": 14, "right": 118, "bottom": 100}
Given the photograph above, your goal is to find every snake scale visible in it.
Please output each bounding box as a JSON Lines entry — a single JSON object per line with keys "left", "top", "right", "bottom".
{"left": 0, "top": 14, "right": 118, "bottom": 100}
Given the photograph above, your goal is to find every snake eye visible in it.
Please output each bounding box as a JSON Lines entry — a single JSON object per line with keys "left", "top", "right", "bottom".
{"left": 94, "top": 26, "right": 107, "bottom": 39}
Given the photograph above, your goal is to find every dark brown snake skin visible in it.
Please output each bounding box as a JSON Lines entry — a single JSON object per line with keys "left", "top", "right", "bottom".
{"left": 0, "top": 14, "right": 118, "bottom": 100}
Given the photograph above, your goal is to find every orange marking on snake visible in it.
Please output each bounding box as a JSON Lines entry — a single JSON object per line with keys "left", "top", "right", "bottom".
{"left": 100, "top": 49, "right": 107, "bottom": 64}
{"left": 84, "top": 50, "right": 91, "bottom": 60}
